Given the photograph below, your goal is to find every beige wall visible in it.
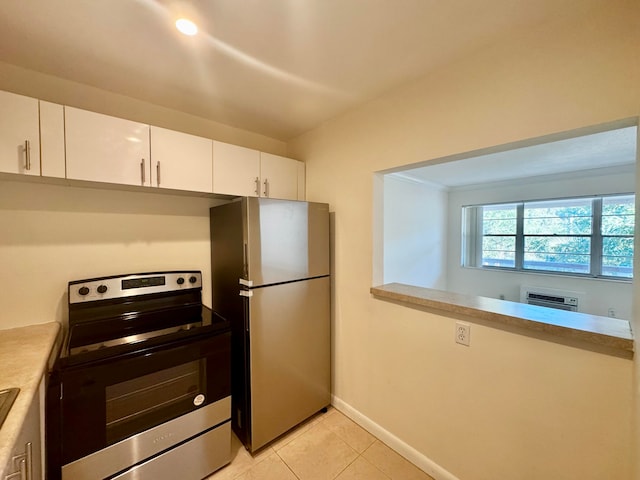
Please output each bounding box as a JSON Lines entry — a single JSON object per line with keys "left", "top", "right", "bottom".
{"left": 0, "top": 180, "right": 225, "bottom": 328}
{"left": 288, "top": 1, "right": 639, "bottom": 478}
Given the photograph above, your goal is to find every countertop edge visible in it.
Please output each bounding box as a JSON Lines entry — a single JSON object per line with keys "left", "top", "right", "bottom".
{"left": 371, "top": 283, "right": 634, "bottom": 358}
{"left": 0, "top": 322, "right": 61, "bottom": 476}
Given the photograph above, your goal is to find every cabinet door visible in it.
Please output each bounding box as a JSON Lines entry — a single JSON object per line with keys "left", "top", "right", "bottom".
{"left": 297, "top": 161, "right": 306, "bottom": 201}
{"left": 150, "top": 127, "right": 213, "bottom": 193}
{"left": 4, "top": 389, "right": 42, "bottom": 480}
{"left": 0, "top": 90, "right": 40, "bottom": 176}
{"left": 259, "top": 153, "right": 301, "bottom": 200}
{"left": 213, "top": 141, "right": 260, "bottom": 196}
{"left": 65, "top": 107, "right": 150, "bottom": 186}
{"left": 40, "top": 101, "right": 66, "bottom": 179}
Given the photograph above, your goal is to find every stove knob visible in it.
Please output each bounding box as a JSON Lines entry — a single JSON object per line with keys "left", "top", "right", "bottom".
{"left": 78, "top": 286, "right": 90, "bottom": 296}
{"left": 97, "top": 285, "right": 108, "bottom": 294}
{"left": 189, "top": 276, "right": 197, "bottom": 284}
{"left": 177, "top": 277, "right": 185, "bottom": 285}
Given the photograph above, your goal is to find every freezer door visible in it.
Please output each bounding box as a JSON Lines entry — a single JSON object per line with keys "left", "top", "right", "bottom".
{"left": 246, "top": 198, "right": 329, "bottom": 287}
{"left": 248, "top": 276, "right": 330, "bottom": 451}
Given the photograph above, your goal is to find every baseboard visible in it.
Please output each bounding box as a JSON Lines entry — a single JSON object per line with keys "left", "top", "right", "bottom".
{"left": 331, "top": 395, "right": 460, "bottom": 480}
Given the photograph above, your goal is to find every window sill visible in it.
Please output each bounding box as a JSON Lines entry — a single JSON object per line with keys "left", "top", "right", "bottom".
{"left": 462, "top": 265, "right": 633, "bottom": 284}
{"left": 370, "top": 283, "right": 634, "bottom": 359}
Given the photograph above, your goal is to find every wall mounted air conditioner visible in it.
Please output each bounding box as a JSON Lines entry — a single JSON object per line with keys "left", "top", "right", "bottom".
{"left": 519, "top": 285, "right": 582, "bottom": 312}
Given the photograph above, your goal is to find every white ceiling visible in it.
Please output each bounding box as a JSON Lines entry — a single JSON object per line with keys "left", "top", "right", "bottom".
{"left": 394, "top": 126, "right": 637, "bottom": 188}
{"left": 0, "top": 0, "right": 608, "bottom": 140}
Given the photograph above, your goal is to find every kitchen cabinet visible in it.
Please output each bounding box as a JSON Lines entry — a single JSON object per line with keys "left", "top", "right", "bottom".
{"left": 150, "top": 126, "right": 213, "bottom": 193}
{"left": 259, "top": 152, "right": 304, "bottom": 201}
{"left": 0, "top": 90, "right": 41, "bottom": 176}
{"left": 212, "top": 141, "right": 261, "bottom": 197}
{"left": 3, "top": 385, "right": 42, "bottom": 480}
{"left": 65, "top": 106, "right": 151, "bottom": 187}
{"left": 213, "top": 141, "right": 305, "bottom": 200}
{"left": 0, "top": 88, "right": 305, "bottom": 200}
{"left": 39, "top": 101, "right": 66, "bottom": 179}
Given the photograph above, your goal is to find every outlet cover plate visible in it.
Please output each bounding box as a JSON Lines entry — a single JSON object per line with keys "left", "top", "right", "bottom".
{"left": 455, "top": 322, "right": 471, "bottom": 346}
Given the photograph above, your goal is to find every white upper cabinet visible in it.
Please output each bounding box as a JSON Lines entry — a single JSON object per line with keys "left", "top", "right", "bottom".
{"left": 213, "top": 141, "right": 261, "bottom": 197}
{"left": 297, "top": 161, "right": 306, "bottom": 200}
{"left": 212, "top": 141, "right": 305, "bottom": 200}
{"left": 260, "top": 152, "right": 303, "bottom": 201}
{"left": 40, "top": 101, "right": 66, "bottom": 178}
{"left": 0, "top": 90, "right": 41, "bottom": 176}
{"left": 0, "top": 89, "right": 306, "bottom": 200}
{"left": 150, "top": 127, "right": 213, "bottom": 193}
{"left": 65, "top": 106, "right": 151, "bottom": 187}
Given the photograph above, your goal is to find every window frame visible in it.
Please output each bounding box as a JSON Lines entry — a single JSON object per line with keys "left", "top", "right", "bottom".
{"left": 463, "top": 193, "right": 634, "bottom": 281}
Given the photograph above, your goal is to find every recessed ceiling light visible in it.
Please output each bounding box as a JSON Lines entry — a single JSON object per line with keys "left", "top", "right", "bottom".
{"left": 176, "top": 18, "right": 198, "bottom": 36}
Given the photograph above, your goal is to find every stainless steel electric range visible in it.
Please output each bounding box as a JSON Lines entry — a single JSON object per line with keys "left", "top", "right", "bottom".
{"left": 46, "top": 271, "right": 231, "bottom": 480}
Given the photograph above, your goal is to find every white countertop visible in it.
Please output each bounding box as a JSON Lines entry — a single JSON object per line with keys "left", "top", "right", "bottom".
{"left": 0, "top": 322, "right": 61, "bottom": 476}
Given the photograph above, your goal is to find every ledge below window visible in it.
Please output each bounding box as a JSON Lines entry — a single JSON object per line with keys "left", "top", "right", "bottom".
{"left": 371, "top": 283, "right": 634, "bottom": 359}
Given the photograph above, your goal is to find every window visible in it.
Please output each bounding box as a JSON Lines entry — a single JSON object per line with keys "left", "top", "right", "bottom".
{"left": 463, "top": 194, "right": 634, "bottom": 279}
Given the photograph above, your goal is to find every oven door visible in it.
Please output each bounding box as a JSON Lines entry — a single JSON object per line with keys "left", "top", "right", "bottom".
{"left": 50, "top": 330, "right": 230, "bottom": 478}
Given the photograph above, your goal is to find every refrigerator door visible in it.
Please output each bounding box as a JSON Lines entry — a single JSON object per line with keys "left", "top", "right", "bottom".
{"left": 245, "top": 198, "right": 329, "bottom": 287}
{"left": 248, "top": 276, "right": 330, "bottom": 451}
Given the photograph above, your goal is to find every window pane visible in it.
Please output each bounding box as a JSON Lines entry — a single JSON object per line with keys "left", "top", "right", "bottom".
{"left": 524, "top": 236, "right": 591, "bottom": 254}
{"left": 482, "top": 250, "right": 515, "bottom": 268}
{"left": 603, "top": 237, "right": 634, "bottom": 256}
{"left": 483, "top": 219, "right": 516, "bottom": 234}
{"left": 482, "top": 235, "right": 516, "bottom": 268}
{"left": 602, "top": 195, "right": 634, "bottom": 216}
{"left": 482, "top": 204, "right": 517, "bottom": 234}
{"left": 524, "top": 217, "right": 591, "bottom": 235}
{"left": 601, "top": 196, "right": 635, "bottom": 278}
{"left": 524, "top": 199, "right": 592, "bottom": 235}
{"left": 602, "top": 196, "right": 635, "bottom": 235}
{"left": 483, "top": 204, "right": 518, "bottom": 220}
{"left": 524, "top": 236, "right": 591, "bottom": 273}
{"left": 483, "top": 236, "right": 516, "bottom": 252}
{"left": 523, "top": 253, "right": 590, "bottom": 273}
{"left": 602, "top": 216, "right": 635, "bottom": 235}
{"left": 525, "top": 198, "right": 592, "bottom": 217}
{"left": 602, "top": 256, "right": 633, "bottom": 278}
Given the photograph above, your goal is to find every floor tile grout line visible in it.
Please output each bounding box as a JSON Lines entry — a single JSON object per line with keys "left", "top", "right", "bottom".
{"left": 228, "top": 445, "right": 275, "bottom": 479}
{"left": 274, "top": 449, "right": 302, "bottom": 480}
{"left": 331, "top": 452, "right": 361, "bottom": 479}
{"left": 357, "top": 451, "right": 394, "bottom": 480}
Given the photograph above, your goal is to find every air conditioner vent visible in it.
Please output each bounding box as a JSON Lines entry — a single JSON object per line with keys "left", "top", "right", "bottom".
{"left": 520, "top": 286, "right": 582, "bottom": 312}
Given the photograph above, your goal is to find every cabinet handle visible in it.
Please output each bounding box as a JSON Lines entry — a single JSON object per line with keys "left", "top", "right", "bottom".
{"left": 140, "top": 159, "right": 145, "bottom": 185}
{"left": 254, "top": 177, "right": 260, "bottom": 196}
{"left": 24, "top": 140, "right": 31, "bottom": 171}
{"left": 263, "top": 179, "right": 269, "bottom": 197}
{"left": 25, "top": 442, "right": 32, "bottom": 480}
{"left": 157, "top": 161, "right": 161, "bottom": 186}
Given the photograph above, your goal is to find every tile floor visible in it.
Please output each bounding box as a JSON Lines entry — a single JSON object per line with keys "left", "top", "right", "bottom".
{"left": 207, "top": 407, "right": 435, "bottom": 480}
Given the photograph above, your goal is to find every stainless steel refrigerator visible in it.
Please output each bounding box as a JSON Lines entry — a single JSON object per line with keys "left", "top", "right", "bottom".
{"left": 210, "top": 197, "right": 330, "bottom": 452}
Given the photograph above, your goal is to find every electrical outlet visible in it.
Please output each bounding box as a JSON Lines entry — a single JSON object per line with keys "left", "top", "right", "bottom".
{"left": 455, "top": 322, "right": 471, "bottom": 346}
{"left": 608, "top": 308, "right": 616, "bottom": 318}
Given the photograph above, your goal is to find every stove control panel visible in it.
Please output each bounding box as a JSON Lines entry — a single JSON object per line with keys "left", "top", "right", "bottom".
{"left": 69, "top": 271, "right": 202, "bottom": 304}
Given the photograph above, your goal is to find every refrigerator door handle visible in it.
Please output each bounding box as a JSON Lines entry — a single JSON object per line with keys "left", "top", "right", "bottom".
{"left": 239, "top": 278, "right": 253, "bottom": 287}
{"left": 239, "top": 290, "right": 253, "bottom": 297}
{"left": 243, "top": 243, "right": 249, "bottom": 278}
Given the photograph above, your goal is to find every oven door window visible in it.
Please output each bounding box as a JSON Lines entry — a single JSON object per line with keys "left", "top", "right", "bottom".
{"left": 105, "top": 360, "right": 204, "bottom": 444}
